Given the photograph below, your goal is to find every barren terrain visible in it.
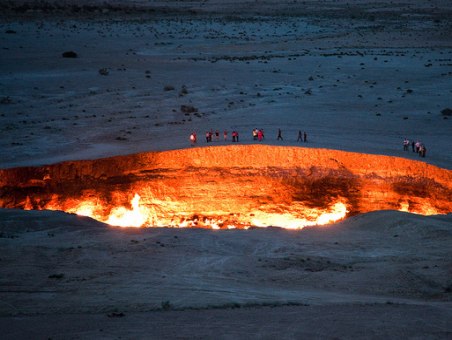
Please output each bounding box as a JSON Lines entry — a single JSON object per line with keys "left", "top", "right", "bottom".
{"left": 1, "top": 0, "right": 452, "bottom": 339}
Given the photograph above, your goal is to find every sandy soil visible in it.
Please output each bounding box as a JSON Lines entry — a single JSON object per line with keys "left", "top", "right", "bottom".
{"left": 1, "top": 0, "right": 452, "bottom": 169}
{"left": 1, "top": 1, "right": 452, "bottom": 338}
{"left": 1, "top": 209, "right": 452, "bottom": 339}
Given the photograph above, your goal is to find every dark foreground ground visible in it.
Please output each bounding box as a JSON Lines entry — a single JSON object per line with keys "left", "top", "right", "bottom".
{"left": 1, "top": 209, "right": 452, "bottom": 339}
{"left": 3, "top": 304, "right": 452, "bottom": 340}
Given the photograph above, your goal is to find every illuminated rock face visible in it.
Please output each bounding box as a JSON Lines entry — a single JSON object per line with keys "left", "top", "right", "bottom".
{"left": 0, "top": 146, "right": 451, "bottom": 228}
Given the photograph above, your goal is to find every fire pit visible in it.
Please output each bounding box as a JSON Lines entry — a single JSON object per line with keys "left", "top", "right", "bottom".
{"left": 1, "top": 145, "right": 451, "bottom": 229}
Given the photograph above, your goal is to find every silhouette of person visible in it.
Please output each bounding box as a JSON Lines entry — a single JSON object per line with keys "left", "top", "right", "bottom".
{"left": 297, "top": 130, "right": 302, "bottom": 141}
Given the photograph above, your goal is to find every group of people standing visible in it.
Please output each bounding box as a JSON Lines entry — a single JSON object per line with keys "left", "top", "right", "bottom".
{"left": 190, "top": 128, "right": 308, "bottom": 145}
{"left": 204, "top": 129, "right": 219, "bottom": 142}
{"left": 192, "top": 132, "right": 427, "bottom": 159}
{"left": 403, "top": 138, "right": 426, "bottom": 158}
{"left": 253, "top": 128, "right": 265, "bottom": 141}
{"left": 190, "top": 129, "right": 238, "bottom": 146}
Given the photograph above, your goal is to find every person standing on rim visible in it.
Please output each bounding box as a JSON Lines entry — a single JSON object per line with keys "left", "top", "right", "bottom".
{"left": 277, "top": 128, "right": 283, "bottom": 140}
{"left": 209, "top": 129, "right": 213, "bottom": 142}
{"left": 415, "top": 140, "right": 421, "bottom": 153}
{"left": 297, "top": 130, "right": 302, "bottom": 141}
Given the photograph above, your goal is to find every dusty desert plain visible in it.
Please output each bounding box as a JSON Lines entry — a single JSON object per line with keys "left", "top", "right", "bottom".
{"left": 1, "top": 0, "right": 452, "bottom": 339}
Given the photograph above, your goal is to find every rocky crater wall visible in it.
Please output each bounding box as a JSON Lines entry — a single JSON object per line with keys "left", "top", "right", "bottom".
{"left": 0, "top": 145, "right": 451, "bottom": 227}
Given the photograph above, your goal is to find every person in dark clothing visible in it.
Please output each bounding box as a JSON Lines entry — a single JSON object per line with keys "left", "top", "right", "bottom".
{"left": 277, "top": 128, "right": 283, "bottom": 140}
{"left": 304, "top": 132, "right": 307, "bottom": 142}
{"left": 297, "top": 130, "right": 302, "bottom": 141}
{"left": 411, "top": 140, "right": 415, "bottom": 152}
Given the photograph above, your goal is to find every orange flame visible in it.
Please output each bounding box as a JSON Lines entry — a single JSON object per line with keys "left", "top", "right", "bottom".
{"left": 69, "top": 193, "right": 349, "bottom": 229}
{"left": 66, "top": 193, "right": 442, "bottom": 230}
{"left": 399, "top": 200, "right": 440, "bottom": 216}
{"left": 105, "top": 194, "right": 146, "bottom": 227}
{"left": 252, "top": 201, "right": 348, "bottom": 229}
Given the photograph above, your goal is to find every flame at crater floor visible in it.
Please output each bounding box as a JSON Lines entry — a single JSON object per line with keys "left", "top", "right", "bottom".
{"left": 70, "top": 194, "right": 349, "bottom": 229}
{"left": 1, "top": 145, "right": 451, "bottom": 229}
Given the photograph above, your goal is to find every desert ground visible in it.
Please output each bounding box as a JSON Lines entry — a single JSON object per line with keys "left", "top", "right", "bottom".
{"left": 1, "top": 0, "right": 452, "bottom": 339}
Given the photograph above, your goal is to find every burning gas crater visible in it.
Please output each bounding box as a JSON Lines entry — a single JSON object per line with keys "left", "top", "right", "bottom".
{"left": 1, "top": 145, "right": 451, "bottom": 229}
{"left": 91, "top": 193, "right": 348, "bottom": 229}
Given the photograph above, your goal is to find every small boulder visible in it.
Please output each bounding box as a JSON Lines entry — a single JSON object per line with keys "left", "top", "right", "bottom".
{"left": 62, "top": 51, "right": 77, "bottom": 58}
